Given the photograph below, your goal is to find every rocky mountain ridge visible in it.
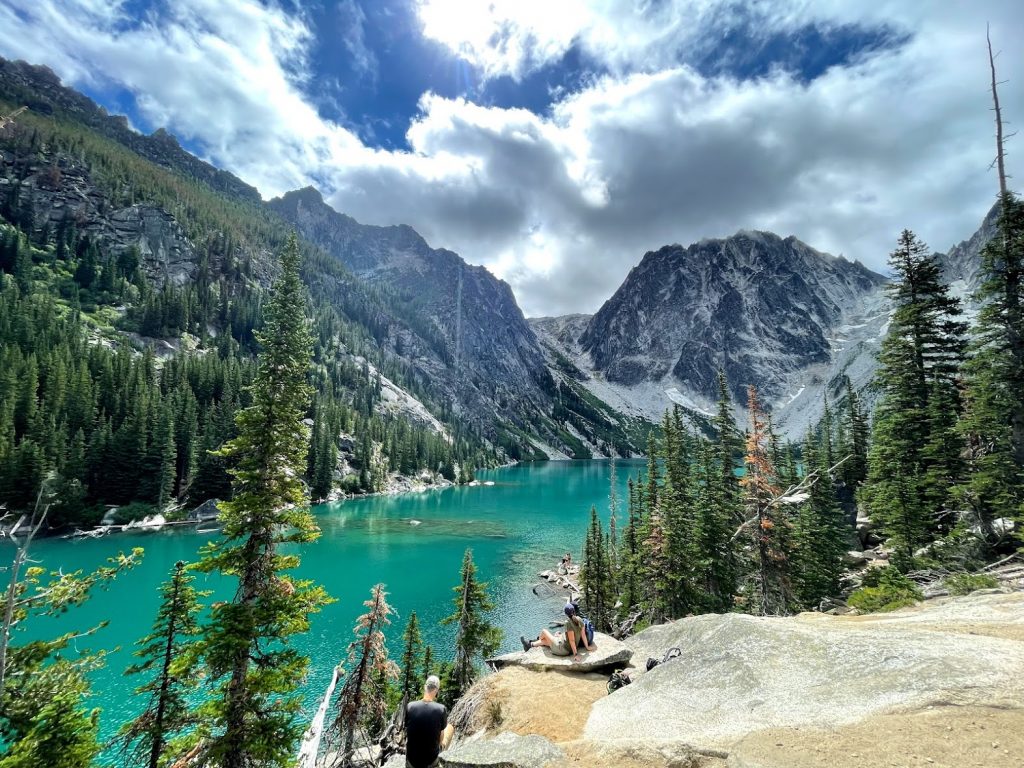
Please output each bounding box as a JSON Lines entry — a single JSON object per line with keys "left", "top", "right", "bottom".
{"left": 0, "top": 57, "right": 261, "bottom": 203}
{"left": 534, "top": 209, "right": 998, "bottom": 438}
{"left": 268, "top": 186, "right": 651, "bottom": 458}
{"left": 0, "top": 58, "right": 646, "bottom": 460}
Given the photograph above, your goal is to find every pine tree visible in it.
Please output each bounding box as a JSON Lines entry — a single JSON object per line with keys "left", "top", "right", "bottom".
{"left": 956, "top": 193, "right": 1024, "bottom": 542}
{"left": 711, "top": 370, "right": 744, "bottom": 527}
{"left": 580, "top": 506, "right": 613, "bottom": 629}
{"left": 691, "top": 440, "right": 737, "bottom": 613}
{"left": 440, "top": 549, "right": 502, "bottom": 701}
{"left": 838, "top": 376, "right": 869, "bottom": 490}
{"left": 311, "top": 417, "right": 337, "bottom": 502}
{"left": 398, "top": 611, "right": 423, "bottom": 705}
{"left": 617, "top": 477, "right": 642, "bottom": 618}
{"left": 194, "top": 234, "right": 330, "bottom": 768}
{"left": 332, "top": 585, "right": 399, "bottom": 765}
{"left": 791, "top": 432, "right": 849, "bottom": 608}
{"left": 0, "top": 682, "right": 99, "bottom": 768}
{"left": 608, "top": 455, "right": 619, "bottom": 566}
{"left": 115, "top": 561, "right": 205, "bottom": 768}
{"left": 421, "top": 646, "right": 434, "bottom": 683}
{"left": 862, "top": 230, "right": 967, "bottom": 564}
{"left": 642, "top": 500, "right": 672, "bottom": 623}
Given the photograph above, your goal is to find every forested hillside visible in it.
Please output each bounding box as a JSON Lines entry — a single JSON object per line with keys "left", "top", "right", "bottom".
{"left": 0, "top": 59, "right": 655, "bottom": 529}
{"left": 0, "top": 66, "right": 497, "bottom": 528}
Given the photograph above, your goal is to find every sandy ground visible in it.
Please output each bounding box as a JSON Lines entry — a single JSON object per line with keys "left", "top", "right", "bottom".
{"left": 731, "top": 705, "right": 1024, "bottom": 768}
{"left": 463, "top": 666, "right": 609, "bottom": 742}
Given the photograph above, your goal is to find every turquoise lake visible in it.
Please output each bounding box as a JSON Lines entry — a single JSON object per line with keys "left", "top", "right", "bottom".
{"left": 16, "top": 459, "right": 643, "bottom": 756}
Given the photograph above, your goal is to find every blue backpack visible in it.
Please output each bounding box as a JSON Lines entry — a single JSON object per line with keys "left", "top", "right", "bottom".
{"left": 582, "top": 616, "right": 595, "bottom": 645}
{"left": 570, "top": 602, "right": 595, "bottom": 645}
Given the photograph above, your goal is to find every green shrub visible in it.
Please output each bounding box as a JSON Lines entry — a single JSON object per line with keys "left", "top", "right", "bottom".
{"left": 944, "top": 572, "right": 999, "bottom": 596}
{"left": 110, "top": 501, "right": 158, "bottom": 525}
{"left": 848, "top": 567, "right": 923, "bottom": 613}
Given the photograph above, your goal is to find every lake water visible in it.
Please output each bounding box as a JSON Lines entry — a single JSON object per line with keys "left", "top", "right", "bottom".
{"left": 17, "top": 459, "right": 642, "bottom": 756}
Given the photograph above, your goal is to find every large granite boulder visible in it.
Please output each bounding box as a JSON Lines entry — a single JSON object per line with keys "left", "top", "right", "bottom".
{"left": 586, "top": 594, "right": 1024, "bottom": 750}
{"left": 440, "top": 733, "right": 563, "bottom": 768}
{"left": 488, "top": 632, "right": 631, "bottom": 672}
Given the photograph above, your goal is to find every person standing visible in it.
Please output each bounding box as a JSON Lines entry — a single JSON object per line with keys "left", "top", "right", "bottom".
{"left": 405, "top": 675, "right": 454, "bottom": 768}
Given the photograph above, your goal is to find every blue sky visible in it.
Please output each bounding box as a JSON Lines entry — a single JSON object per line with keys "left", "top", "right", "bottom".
{"left": 0, "top": 1, "right": 1021, "bottom": 316}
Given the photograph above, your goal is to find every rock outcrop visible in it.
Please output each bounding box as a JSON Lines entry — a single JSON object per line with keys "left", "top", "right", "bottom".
{"left": 938, "top": 200, "right": 1001, "bottom": 298}
{"left": 587, "top": 593, "right": 1024, "bottom": 752}
{"left": 488, "top": 632, "right": 631, "bottom": 672}
{"left": 448, "top": 592, "right": 1024, "bottom": 768}
{"left": 440, "top": 733, "right": 564, "bottom": 768}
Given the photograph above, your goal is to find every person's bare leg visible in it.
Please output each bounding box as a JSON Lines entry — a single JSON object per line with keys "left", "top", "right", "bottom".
{"left": 535, "top": 629, "right": 556, "bottom": 647}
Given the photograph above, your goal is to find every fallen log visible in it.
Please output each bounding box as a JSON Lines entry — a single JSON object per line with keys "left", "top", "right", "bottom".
{"left": 296, "top": 665, "right": 341, "bottom": 768}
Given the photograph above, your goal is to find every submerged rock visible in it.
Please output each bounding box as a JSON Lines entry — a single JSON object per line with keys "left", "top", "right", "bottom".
{"left": 488, "top": 632, "right": 631, "bottom": 672}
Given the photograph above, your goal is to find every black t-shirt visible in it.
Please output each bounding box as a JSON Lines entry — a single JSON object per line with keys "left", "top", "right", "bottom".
{"left": 405, "top": 699, "right": 448, "bottom": 768}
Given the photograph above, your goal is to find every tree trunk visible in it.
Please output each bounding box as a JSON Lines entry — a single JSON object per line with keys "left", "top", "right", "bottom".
{"left": 296, "top": 666, "right": 340, "bottom": 768}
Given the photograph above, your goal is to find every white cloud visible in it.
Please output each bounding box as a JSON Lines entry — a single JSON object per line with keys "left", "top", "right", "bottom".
{"left": 1, "top": 1, "right": 1022, "bottom": 317}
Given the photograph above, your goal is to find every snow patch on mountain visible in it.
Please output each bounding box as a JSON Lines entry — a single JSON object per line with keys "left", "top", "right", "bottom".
{"left": 356, "top": 357, "right": 451, "bottom": 440}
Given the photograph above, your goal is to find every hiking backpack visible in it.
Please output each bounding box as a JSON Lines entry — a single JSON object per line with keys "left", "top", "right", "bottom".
{"left": 607, "top": 669, "right": 632, "bottom": 694}
{"left": 645, "top": 646, "right": 682, "bottom": 672}
{"left": 569, "top": 601, "right": 596, "bottom": 645}
{"left": 581, "top": 616, "right": 595, "bottom": 645}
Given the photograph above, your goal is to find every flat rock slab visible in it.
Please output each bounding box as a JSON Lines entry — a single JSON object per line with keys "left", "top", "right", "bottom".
{"left": 488, "top": 632, "right": 631, "bottom": 672}
{"left": 588, "top": 594, "right": 1024, "bottom": 750}
{"left": 440, "top": 733, "right": 563, "bottom": 768}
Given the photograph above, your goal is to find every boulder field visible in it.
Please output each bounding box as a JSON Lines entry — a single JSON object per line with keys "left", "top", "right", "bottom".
{"left": 438, "top": 591, "right": 1024, "bottom": 767}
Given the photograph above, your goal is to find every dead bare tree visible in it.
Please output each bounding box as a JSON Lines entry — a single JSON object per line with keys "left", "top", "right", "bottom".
{"left": 730, "top": 454, "right": 852, "bottom": 544}
{"left": 987, "top": 24, "right": 1012, "bottom": 199}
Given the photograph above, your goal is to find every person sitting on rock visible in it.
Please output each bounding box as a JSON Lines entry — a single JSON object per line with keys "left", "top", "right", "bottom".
{"left": 405, "top": 675, "right": 454, "bottom": 768}
{"left": 520, "top": 603, "right": 594, "bottom": 663}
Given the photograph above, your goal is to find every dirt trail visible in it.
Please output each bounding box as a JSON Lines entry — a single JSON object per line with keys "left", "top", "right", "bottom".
{"left": 459, "top": 666, "right": 608, "bottom": 743}
{"left": 732, "top": 705, "right": 1024, "bottom": 768}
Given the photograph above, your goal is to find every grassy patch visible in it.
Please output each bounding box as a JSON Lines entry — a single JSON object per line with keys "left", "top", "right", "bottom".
{"left": 943, "top": 572, "right": 999, "bottom": 596}
{"left": 848, "top": 567, "right": 923, "bottom": 613}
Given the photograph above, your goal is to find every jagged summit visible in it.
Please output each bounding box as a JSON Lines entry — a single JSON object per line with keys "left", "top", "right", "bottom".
{"left": 938, "top": 199, "right": 1001, "bottom": 295}
{"left": 579, "top": 230, "right": 887, "bottom": 405}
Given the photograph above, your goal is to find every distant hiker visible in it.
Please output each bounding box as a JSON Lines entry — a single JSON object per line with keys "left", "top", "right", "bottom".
{"left": 558, "top": 551, "right": 572, "bottom": 574}
{"left": 405, "top": 675, "right": 454, "bottom": 768}
{"left": 520, "top": 603, "right": 595, "bottom": 663}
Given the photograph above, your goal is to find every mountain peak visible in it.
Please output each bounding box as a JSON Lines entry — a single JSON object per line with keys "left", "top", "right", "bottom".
{"left": 280, "top": 185, "right": 325, "bottom": 206}
{"left": 580, "top": 230, "right": 887, "bottom": 404}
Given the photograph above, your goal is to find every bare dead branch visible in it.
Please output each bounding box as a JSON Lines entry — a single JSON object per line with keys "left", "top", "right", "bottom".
{"left": 730, "top": 454, "right": 852, "bottom": 543}
{"left": 988, "top": 24, "right": 1009, "bottom": 198}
